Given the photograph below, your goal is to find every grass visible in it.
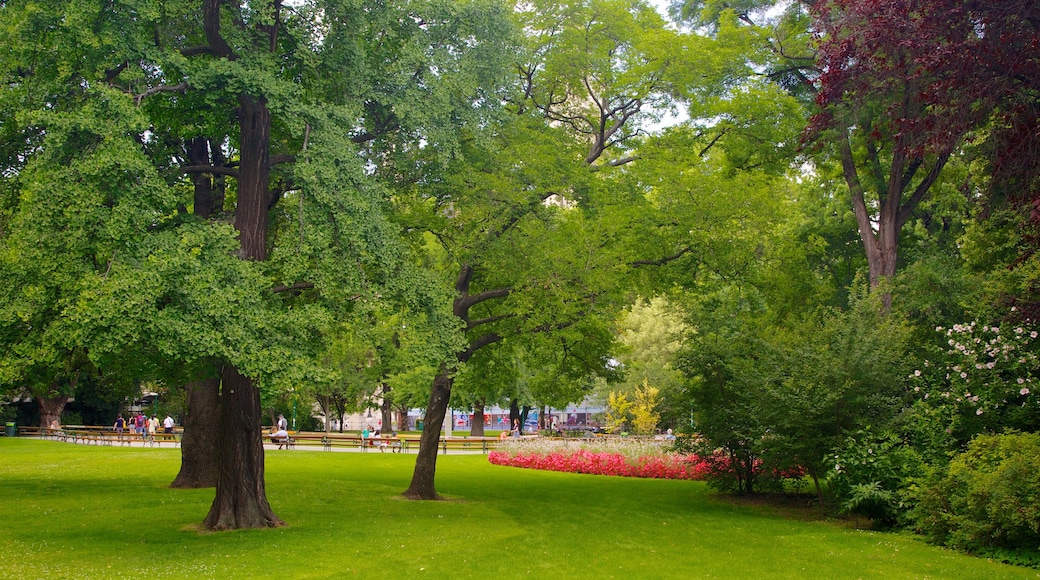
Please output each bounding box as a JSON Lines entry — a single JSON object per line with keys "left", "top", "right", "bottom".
{"left": 0, "top": 438, "right": 1036, "bottom": 579}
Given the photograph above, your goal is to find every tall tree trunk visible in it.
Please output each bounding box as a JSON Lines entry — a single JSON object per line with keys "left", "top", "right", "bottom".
{"left": 402, "top": 364, "right": 453, "bottom": 500}
{"left": 840, "top": 133, "right": 950, "bottom": 312}
{"left": 403, "top": 264, "right": 505, "bottom": 500}
{"left": 196, "top": 0, "right": 282, "bottom": 531}
{"left": 171, "top": 376, "right": 220, "bottom": 488}
{"left": 36, "top": 392, "right": 68, "bottom": 429}
{"left": 470, "top": 398, "right": 486, "bottom": 437}
{"left": 204, "top": 364, "right": 284, "bottom": 530}
{"left": 203, "top": 93, "right": 280, "bottom": 529}
{"left": 509, "top": 399, "right": 521, "bottom": 434}
{"left": 380, "top": 384, "right": 393, "bottom": 431}
{"left": 395, "top": 405, "right": 409, "bottom": 433}
{"left": 188, "top": 137, "right": 215, "bottom": 219}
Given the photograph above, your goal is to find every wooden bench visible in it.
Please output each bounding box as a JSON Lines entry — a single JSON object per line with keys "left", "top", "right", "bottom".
{"left": 282, "top": 433, "right": 412, "bottom": 452}
{"left": 287, "top": 433, "right": 325, "bottom": 449}
{"left": 148, "top": 432, "right": 181, "bottom": 447}
{"left": 439, "top": 437, "right": 498, "bottom": 454}
{"left": 364, "top": 436, "right": 407, "bottom": 453}
{"left": 16, "top": 426, "right": 41, "bottom": 438}
{"left": 268, "top": 434, "right": 295, "bottom": 449}
{"left": 326, "top": 434, "right": 366, "bottom": 451}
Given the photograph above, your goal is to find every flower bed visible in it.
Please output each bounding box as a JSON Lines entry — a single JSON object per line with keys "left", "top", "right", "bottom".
{"left": 488, "top": 438, "right": 710, "bottom": 480}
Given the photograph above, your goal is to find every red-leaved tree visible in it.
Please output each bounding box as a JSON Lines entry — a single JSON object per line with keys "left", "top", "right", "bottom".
{"left": 807, "top": 0, "right": 1040, "bottom": 307}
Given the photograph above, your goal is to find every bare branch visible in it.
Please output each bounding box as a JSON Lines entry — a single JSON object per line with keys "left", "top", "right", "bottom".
{"left": 181, "top": 165, "right": 239, "bottom": 177}
{"left": 270, "top": 282, "right": 315, "bottom": 294}
{"left": 134, "top": 82, "right": 188, "bottom": 105}
{"left": 629, "top": 246, "right": 691, "bottom": 268}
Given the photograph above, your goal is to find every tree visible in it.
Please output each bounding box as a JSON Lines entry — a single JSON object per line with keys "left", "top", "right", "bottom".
{"left": 807, "top": 0, "right": 1040, "bottom": 309}
{"left": 630, "top": 379, "right": 662, "bottom": 435}
{"left": 604, "top": 391, "right": 634, "bottom": 434}
{"left": 0, "top": 0, "right": 470, "bottom": 530}
{"left": 394, "top": 0, "right": 708, "bottom": 499}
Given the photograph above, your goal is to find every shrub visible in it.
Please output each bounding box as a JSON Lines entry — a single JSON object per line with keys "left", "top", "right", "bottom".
{"left": 915, "top": 431, "right": 1040, "bottom": 562}
{"left": 826, "top": 429, "right": 924, "bottom": 528}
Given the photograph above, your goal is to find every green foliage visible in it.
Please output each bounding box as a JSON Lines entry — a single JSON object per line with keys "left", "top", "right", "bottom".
{"left": 906, "top": 314, "right": 1040, "bottom": 448}
{"left": 915, "top": 431, "right": 1040, "bottom": 564}
{"left": 826, "top": 429, "right": 924, "bottom": 528}
{"left": 680, "top": 285, "right": 911, "bottom": 494}
{"left": 602, "top": 297, "right": 688, "bottom": 427}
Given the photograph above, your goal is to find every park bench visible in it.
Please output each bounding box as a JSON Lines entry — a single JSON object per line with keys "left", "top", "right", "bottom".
{"left": 286, "top": 433, "right": 325, "bottom": 449}
{"left": 364, "top": 436, "right": 407, "bottom": 453}
{"left": 148, "top": 432, "right": 181, "bottom": 447}
{"left": 439, "top": 436, "right": 497, "bottom": 454}
{"left": 16, "top": 426, "right": 41, "bottom": 438}
{"left": 268, "top": 433, "right": 295, "bottom": 449}
{"left": 326, "top": 434, "right": 367, "bottom": 451}
{"left": 100, "top": 430, "right": 137, "bottom": 445}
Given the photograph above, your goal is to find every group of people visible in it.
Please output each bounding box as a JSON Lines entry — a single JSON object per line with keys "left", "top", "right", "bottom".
{"left": 113, "top": 412, "right": 175, "bottom": 438}
{"left": 361, "top": 426, "right": 401, "bottom": 452}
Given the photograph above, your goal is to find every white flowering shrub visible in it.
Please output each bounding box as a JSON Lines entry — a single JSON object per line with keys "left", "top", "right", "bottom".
{"left": 908, "top": 316, "right": 1040, "bottom": 441}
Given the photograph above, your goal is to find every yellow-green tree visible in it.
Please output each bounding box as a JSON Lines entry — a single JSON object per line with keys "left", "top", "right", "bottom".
{"left": 631, "top": 379, "right": 661, "bottom": 435}
{"left": 605, "top": 391, "right": 634, "bottom": 434}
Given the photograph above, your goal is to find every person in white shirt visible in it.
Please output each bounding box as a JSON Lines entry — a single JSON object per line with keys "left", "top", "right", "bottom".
{"left": 163, "top": 415, "right": 175, "bottom": 433}
{"left": 270, "top": 427, "right": 290, "bottom": 449}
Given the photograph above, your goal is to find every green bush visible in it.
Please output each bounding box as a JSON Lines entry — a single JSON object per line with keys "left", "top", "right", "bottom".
{"left": 916, "top": 431, "right": 1040, "bottom": 562}
{"left": 826, "top": 429, "right": 924, "bottom": 528}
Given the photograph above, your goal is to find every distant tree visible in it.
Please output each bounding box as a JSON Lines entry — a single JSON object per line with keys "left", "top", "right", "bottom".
{"left": 605, "top": 391, "right": 634, "bottom": 434}
{"left": 630, "top": 379, "right": 662, "bottom": 435}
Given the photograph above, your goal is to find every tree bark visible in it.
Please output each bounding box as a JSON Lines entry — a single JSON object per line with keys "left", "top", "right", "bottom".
{"left": 470, "top": 399, "right": 486, "bottom": 437}
{"left": 203, "top": 364, "right": 284, "bottom": 530}
{"left": 234, "top": 95, "right": 271, "bottom": 262}
{"left": 171, "top": 376, "right": 220, "bottom": 488}
{"left": 196, "top": 0, "right": 282, "bottom": 530}
{"left": 840, "top": 132, "right": 950, "bottom": 312}
{"left": 380, "top": 384, "right": 394, "bottom": 431}
{"left": 403, "top": 264, "right": 506, "bottom": 499}
{"left": 36, "top": 393, "right": 69, "bottom": 429}
{"left": 402, "top": 364, "right": 453, "bottom": 500}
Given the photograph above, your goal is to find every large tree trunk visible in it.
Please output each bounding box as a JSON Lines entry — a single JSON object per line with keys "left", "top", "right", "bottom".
{"left": 403, "top": 264, "right": 506, "bottom": 500}
{"left": 509, "top": 399, "right": 521, "bottom": 434}
{"left": 203, "top": 364, "right": 284, "bottom": 530}
{"left": 203, "top": 92, "right": 279, "bottom": 529}
{"left": 395, "top": 405, "right": 409, "bottom": 433}
{"left": 470, "top": 398, "right": 486, "bottom": 437}
{"left": 840, "top": 133, "right": 950, "bottom": 312}
{"left": 36, "top": 392, "right": 69, "bottom": 429}
{"left": 380, "top": 384, "right": 394, "bottom": 431}
{"left": 402, "top": 364, "right": 453, "bottom": 500}
{"left": 171, "top": 376, "right": 220, "bottom": 488}
{"left": 197, "top": 0, "right": 282, "bottom": 531}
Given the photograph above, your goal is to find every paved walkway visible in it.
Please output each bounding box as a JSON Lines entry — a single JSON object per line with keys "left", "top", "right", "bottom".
{"left": 27, "top": 434, "right": 488, "bottom": 454}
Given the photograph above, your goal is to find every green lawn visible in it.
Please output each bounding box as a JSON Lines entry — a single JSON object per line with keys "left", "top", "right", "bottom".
{"left": 0, "top": 438, "right": 1034, "bottom": 579}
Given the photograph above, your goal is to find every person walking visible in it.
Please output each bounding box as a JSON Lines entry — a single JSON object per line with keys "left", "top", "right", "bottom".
{"left": 163, "top": 414, "right": 175, "bottom": 434}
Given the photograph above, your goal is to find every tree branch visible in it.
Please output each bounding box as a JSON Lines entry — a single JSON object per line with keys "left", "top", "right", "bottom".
{"left": 629, "top": 247, "right": 691, "bottom": 268}
{"left": 459, "top": 333, "right": 503, "bottom": 363}
{"left": 181, "top": 165, "right": 240, "bottom": 177}
{"left": 271, "top": 282, "right": 315, "bottom": 294}
{"left": 134, "top": 82, "right": 188, "bottom": 105}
